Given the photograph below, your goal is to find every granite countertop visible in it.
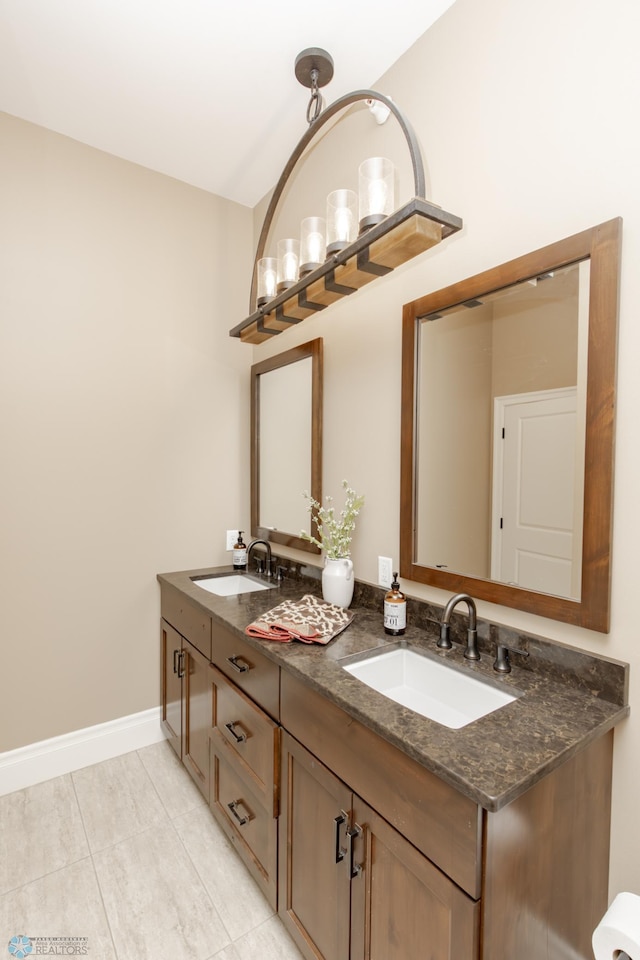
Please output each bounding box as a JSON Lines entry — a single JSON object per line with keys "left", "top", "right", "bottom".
{"left": 158, "top": 564, "right": 630, "bottom": 813}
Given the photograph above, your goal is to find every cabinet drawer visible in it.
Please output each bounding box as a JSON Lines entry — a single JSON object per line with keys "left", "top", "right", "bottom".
{"left": 210, "top": 664, "right": 280, "bottom": 815}
{"left": 210, "top": 745, "right": 277, "bottom": 908}
{"left": 161, "top": 585, "right": 211, "bottom": 660}
{"left": 211, "top": 623, "right": 280, "bottom": 720}
{"left": 281, "top": 670, "right": 483, "bottom": 899}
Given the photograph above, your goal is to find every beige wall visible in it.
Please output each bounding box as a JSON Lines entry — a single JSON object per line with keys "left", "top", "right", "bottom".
{"left": 250, "top": 0, "right": 640, "bottom": 899}
{"left": 0, "top": 112, "right": 253, "bottom": 752}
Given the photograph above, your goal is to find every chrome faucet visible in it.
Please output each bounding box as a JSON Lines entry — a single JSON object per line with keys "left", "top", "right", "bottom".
{"left": 247, "top": 538, "right": 273, "bottom": 577}
{"left": 437, "top": 593, "right": 480, "bottom": 661}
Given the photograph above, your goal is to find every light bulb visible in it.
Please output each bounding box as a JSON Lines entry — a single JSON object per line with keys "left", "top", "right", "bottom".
{"left": 256, "top": 257, "right": 278, "bottom": 306}
{"left": 276, "top": 239, "right": 300, "bottom": 291}
{"left": 326, "top": 189, "right": 357, "bottom": 256}
{"left": 358, "top": 157, "right": 394, "bottom": 233}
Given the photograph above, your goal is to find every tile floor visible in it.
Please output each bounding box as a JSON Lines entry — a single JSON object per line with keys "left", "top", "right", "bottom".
{"left": 0, "top": 741, "right": 305, "bottom": 960}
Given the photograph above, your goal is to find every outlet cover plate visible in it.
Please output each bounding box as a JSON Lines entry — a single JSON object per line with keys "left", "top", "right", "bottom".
{"left": 226, "top": 530, "right": 238, "bottom": 551}
{"left": 378, "top": 556, "right": 393, "bottom": 589}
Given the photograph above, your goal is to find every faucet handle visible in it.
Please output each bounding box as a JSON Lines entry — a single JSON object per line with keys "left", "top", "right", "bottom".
{"left": 254, "top": 557, "right": 264, "bottom": 575}
{"left": 493, "top": 644, "right": 529, "bottom": 674}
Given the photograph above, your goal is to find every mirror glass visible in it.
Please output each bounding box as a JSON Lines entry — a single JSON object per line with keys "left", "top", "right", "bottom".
{"left": 251, "top": 339, "right": 322, "bottom": 553}
{"left": 400, "top": 220, "right": 621, "bottom": 632}
{"left": 415, "top": 261, "right": 589, "bottom": 600}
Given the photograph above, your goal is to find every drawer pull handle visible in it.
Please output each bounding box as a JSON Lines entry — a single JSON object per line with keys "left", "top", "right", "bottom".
{"left": 334, "top": 811, "right": 347, "bottom": 863}
{"left": 225, "top": 721, "right": 247, "bottom": 744}
{"left": 227, "top": 655, "right": 251, "bottom": 674}
{"left": 228, "top": 799, "right": 252, "bottom": 827}
{"left": 347, "top": 822, "right": 364, "bottom": 878}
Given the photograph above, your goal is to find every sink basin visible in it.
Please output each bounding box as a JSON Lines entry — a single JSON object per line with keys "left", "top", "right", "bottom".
{"left": 191, "top": 574, "right": 275, "bottom": 597}
{"left": 343, "top": 646, "right": 517, "bottom": 728}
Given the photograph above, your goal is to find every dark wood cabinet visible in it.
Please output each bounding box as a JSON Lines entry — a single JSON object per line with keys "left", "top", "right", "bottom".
{"left": 160, "top": 616, "right": 211, "bottom": 799}
{"left": 182, "top": 638, "right": 210, "bottom": 797}
{"left": 279, "top": 732, "right": 352, "bottom": 960}
{"left": 349, "top": 798, "right": 480, "bottom": 960}
{"left": 161, "top": 619, "right": 182, "bottom": 758}
{"left": 208, "top": 633, "right": 281, "bottom": 908}
{"left": 159, "top": 584, "right": 615, "bottom": 960}
{"left": 280, "top": 670, "right": 612, "bottom": 960}
{"left": 279, "top": 731, "right": 480, "bottom": 960}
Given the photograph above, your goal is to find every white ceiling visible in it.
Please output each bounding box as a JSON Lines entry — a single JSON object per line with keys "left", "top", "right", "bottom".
{"left": 0, "top": 0, "right": 455, "bottom": 207}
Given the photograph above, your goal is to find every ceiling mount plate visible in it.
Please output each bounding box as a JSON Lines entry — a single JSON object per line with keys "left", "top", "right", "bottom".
{"left": 294, "top": 48, "right": 334, "bottom": 89}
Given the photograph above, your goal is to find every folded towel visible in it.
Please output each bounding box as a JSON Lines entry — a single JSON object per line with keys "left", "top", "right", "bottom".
{"left": 245, "top": 594, "right": 354, "bottom": 645}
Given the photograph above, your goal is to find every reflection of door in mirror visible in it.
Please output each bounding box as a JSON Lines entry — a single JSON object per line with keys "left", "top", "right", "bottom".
{"left": 251, "top": 339, "right": 323, "bottom": 554}
{"left": 416, "top": 262, "right": 588, "bottom": 599}
{"left": 400, "top": 218, "right": 621, "bottom": 632}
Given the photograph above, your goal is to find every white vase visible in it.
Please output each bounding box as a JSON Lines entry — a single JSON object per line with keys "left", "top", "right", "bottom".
{"left": 322, "top": 557, "right": 354, "bottom": 608}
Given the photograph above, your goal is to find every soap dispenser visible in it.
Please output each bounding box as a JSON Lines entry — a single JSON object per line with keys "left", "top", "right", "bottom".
{"left": 233, "top": 531, "right": 247, "bottom": 571}
{"left": 384, "top": 573, "right": 406, "bottom": 636}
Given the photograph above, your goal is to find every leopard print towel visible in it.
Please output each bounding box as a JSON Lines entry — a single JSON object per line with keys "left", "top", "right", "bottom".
{"left": 245, "top": 594, "right": 354, "bottom": 645}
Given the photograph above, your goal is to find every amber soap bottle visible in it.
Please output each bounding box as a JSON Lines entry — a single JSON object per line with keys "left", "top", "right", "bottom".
{"left": 384, "top": 572, "right": 406, "bottom": 636}
{"left": 233, "top": 531, "right": 247, "bottom": 570}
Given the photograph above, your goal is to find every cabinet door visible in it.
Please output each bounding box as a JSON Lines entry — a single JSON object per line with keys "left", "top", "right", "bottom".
{"left": 279, "top": 732, "right": 352, "bottom": 960}
{"left": 161, "top": 620, "right": 182, "bottom": 758}
{"left": 183, "top": 638, "right": 211, "bottom": 799}
{"left": 350, "top": 797, "right": 480, "bottom": 960}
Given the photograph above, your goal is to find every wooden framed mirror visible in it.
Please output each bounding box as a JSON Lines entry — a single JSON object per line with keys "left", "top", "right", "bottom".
{"left": 251, "top": 338, "right": 323, "bottom": 553}
{"left": 400, "top": 219, "right": 621, "bottom": 632}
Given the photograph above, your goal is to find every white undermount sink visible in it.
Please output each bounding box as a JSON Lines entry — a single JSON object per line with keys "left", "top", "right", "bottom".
{"left": 343, "top": 646, "right": 517, "bottom": 729}
{"left": 191, "top": 574, "right": 275, "bottom": 597}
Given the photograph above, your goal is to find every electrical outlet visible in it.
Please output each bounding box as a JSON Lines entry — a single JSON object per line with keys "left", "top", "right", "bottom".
{"left": 378, "top": 556, "right": 393, "bottom": 589}
{"left": 226, "top": 530, "right": 238, "bottom": 551}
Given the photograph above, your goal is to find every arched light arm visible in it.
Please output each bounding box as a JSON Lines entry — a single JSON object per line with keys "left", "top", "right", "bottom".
{"left": 249, "top": 91, "right": 426, "bottom": 311}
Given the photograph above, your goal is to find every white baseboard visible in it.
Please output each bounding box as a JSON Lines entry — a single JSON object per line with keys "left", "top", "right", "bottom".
{"left": 0, "top": 707, "right": 165, "bottom": 796}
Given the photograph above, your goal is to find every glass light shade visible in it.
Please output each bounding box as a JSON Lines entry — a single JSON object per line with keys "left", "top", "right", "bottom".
{"left": 299, "top": 217, "right": 326, "bottom": 276}
{"left": 256, "top": 257, "right": 278, "bottom": 307}
{"left": 326, "top": 189, "right": 357, "bottom": 256}
{"left": 277, "top": 238, "right": 300, "bottom": 292}
{"left": 358, "top": 157, "right": 395, "bottom": 232}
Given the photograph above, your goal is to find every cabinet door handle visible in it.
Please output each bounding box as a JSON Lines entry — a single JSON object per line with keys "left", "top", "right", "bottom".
{"left": 177, "top": 651, "right": 186, "bottom": 679}
{"left": 227, "top": 655, "right": 251, "bottom": 674}
{"left": 347, "top": 822, "right": 364, "bottom": 878}
{"left": 334, "top": 811, "right": 348, "bottom": 863}
{"left": 225, "top": 721, "right": 247, "bottom": 744}
{"left": 173, "top": 649, "right": 180, "bottom": 674}
{"left": 227, "top": 799, "right": 252, "bottom": 826}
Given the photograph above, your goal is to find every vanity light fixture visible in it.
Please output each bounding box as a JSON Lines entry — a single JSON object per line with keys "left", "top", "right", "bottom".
{"left": 230, "top": 48, "right": 463, "bottom": 344}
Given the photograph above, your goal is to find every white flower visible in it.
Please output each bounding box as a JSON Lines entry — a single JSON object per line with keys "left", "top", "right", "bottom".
{"left": 300, "top": 480, "right": 365, "bottom": 559}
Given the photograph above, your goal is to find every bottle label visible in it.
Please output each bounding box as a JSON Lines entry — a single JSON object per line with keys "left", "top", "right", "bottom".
{"left": 233, "top": 548, "right": 247, "bottom": 566}
{"left": 384, "top": 600, "right": 406, "bottom": 631}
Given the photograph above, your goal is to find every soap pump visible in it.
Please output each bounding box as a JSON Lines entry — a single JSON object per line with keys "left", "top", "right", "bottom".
{"left": 384, "top": 572, "right": 406, "bottom": 636}
{"left": 233, "top": 531, "right": 247, "bottom": 570}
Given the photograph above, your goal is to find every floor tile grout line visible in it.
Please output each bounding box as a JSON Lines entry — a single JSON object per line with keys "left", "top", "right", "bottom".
{"left": 87, "top": 851, "right": 122, "bottom": 960}
{"left": 71, "top": 748, "right": 172, "bottom": 855}
{"left": 70, "top": 771, "right": 122, "bottom": 960}
{"left": 162, "top": 803, "right": 238, "bottom": 949}
{"left": 135, "top": 743, "right": 185, "bottom": 822}
{"left": 0, "top": 773, "right": 90, "bottom": 899}
{"left": 0, "top": 853, "right": 94, "bottom": 900}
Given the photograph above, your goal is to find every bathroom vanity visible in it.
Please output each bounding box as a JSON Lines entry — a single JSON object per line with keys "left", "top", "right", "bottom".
{"left": 158, "top": 565, "right": 628, "bottom": 960}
